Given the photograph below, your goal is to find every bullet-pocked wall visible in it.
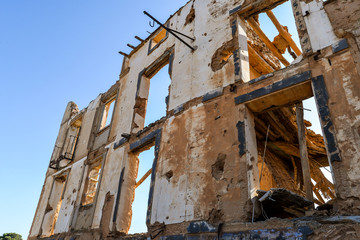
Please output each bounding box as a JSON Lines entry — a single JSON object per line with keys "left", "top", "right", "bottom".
{"left": 29, "top": 0, "right": 360, "bottom": 239}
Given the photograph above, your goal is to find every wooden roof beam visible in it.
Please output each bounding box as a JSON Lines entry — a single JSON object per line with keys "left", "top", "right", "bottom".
{"left": 248, "top": 44, "right": 275, "bottom": 74}
{"left": 247, "top": 17, "right": 290, "bottom": 66}
{"left": 266, "top": 10, "right": 302, "bottom": 56}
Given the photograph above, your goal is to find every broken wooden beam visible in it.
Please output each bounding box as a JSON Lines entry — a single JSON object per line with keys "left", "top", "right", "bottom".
{"left": 135, "top": 36, "right": 144, "bottom": 42}
{"left": 247, "top": 17, "right": 290, "bottom": 66}
{"left": 266, "top": 10, "right": 302, "bottom": 56}
{"left": 312, "top": 182, "right": 325, "bottom": 204}
{"left": 118, "top": 51, "right": 129, "bottom": 57}
{"left": 296, "top": 102, "right": 314, "bottom": 205}
{"left": 256, "top": 188, "right": 313, "bottom": 219}
{"left": 248, "top": 44, "right": 275, "bottom": 74}
{"left": 127, "top": 44, "right": 137, "bottom": 50}
{"left": 135, "top": 169, "right": 152, "bottom": 189}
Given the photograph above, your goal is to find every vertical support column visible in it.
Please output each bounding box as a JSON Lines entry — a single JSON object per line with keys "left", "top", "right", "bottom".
{"left": 296, "top": 102, "right": 314, "bottom": 204}
{"left": 311, "top": 75, "right": 341, "bottom": 174}
{"left": 290, "top": 0, "right": 312, "bottom": 54}
{"left": 132, "top": 69, "right": 150, "bottom": 134}
{"left": 231, "top": 16, "right": 250, "bottom": 83}
{"left": 237, "top": 104, "right": 259, "bottom": 219}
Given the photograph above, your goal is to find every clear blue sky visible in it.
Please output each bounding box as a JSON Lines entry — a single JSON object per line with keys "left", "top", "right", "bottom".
{"left": 0, "top": 0, "right": 323, "bottom": 238}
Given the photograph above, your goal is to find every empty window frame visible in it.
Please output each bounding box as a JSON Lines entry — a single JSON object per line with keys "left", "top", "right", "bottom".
{"left": 144, "top": 63, "right": 171, "bottom": 126}
{"left": 148, "top": 27, "right": 168, "bottom": 53}
{"left": 133, "top": 50, "right": 173, "bottom": 133}
{"left": 49, "top": 120, "right": 81, "bottom": 170}
{"left": 82, "top": 162, "right": 102, "bottom": 206}
{"left": 64, "top": 123, "right": 81, "bottom": 160}
{"left": 99, "top": 98, "right": 115, "bottom": 131}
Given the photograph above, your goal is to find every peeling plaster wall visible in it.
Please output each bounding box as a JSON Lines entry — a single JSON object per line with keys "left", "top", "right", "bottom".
{"left": 29, "top": 176, "right": 54, "bottom": 238}
{"left": 54, "top": 158, "right": 86, "bottom": 234}
{"left": 114, "top": 147, "right": 137, "bottom": 233}
{"left": 112, "top": 73, "right": 135, "bottom": 143}
{"left": 111, "top": 0, "right": 241, "bottom": 118}
{"left": 91, "top": 143, "right": 123, "bottom": 231}
{"left": 311, "top": 50, "right": 360, "bottom": 213}
{"left": 74, "top": 97, "right": 101, "bottom": 161}
{"left": 300, "top": 0, "right": 339, "bottom": 52}
{"left": 170, "top": 0, "right": 237, "bottom": 110}
{"left": 151, "top": 93, "right": 248, "bottom": 226}
{"left": 29, "top": 0, "right": 360, "bottom": 239}
{"left": 324, "top": 0, "right": 360, "bottom": 45}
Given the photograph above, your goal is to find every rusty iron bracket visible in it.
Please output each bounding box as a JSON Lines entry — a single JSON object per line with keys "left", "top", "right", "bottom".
{"left": 144, "top": 11, "right": 195, "bottom": 51}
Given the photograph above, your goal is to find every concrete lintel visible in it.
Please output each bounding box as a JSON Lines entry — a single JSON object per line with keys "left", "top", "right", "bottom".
{"left": 130, "top": 128, "right": 161, "bottom": 151}
{"left": 229, "top": 5, "right": 243, "bottom": 15}
{"left": 174, "top": 104, "right": 184, "bottom": 115}
{"left": 187, "top": 221, "right": 217, "bottom": 234}
{"left": 234, "top": 71, "right": 312, "bottom": 105}
{"left": 113, "top": 138, "right": 128, "bottom": 149}
{"left": 202, "top": 88, "right": 224, "bottom": 102}
{"left": 248, "top": 72, "right": 274, "bottom": 85}
{"left": 332, "top": 39, "right": 349, "bottom": 54}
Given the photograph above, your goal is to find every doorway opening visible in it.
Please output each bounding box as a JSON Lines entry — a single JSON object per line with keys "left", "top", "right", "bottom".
{"left": 247, "top": 89, "right": 335, "bottom": 220}
{"left": 128, "top": 146, "right": 155, "bottom": 233}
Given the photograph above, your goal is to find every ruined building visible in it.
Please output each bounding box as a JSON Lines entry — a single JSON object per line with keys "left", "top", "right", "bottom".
{"left": 29, "top": 0, "right": 360, "bottom": 239}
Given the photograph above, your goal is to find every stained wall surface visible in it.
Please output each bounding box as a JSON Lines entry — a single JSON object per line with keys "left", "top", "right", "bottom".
{"left": 29, "top": 0, "right": 360, "bottom": 239}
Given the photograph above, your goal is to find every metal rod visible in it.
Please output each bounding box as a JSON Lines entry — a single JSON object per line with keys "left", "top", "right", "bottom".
{"left": 166, "top": 28, "right": 195, "bottom": 41}
{"left": 259, "top": 124, "right": 270, "bottom": 185}
{"left": 144, "top": 11, "right": 195, "bottom": 51}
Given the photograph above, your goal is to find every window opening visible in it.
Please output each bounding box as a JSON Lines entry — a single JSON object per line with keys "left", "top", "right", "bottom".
{"left": 64, "top": 124, "right": 80, "bottom": 160}
{"left": 49, "top": 121, "right": 81, "bottom": 170}
{"left": 303, "top": 97, "right": 322, "bottom": 135}
{"left": 149, "top": 28, "right": 167, "bottom": 52}
{"left": 144, "top": 64, "right": 171, "bottom": 126}
{"left": 41, "top": 173, "right": 68, "bottom": 237}
{"left": 82, "top": 162, "right": 102, "bottom": 206}
{"left": 99, "top": 98, "right": 115, "bottom": 131}
{"left": 252, "top": 97, "right": 335, "bottom": 221}
{"left": 128, "top": 146, "right": 154, "bottom": 234}
{"left": 246, "top": 1, "right": 302, "bottom": 79}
